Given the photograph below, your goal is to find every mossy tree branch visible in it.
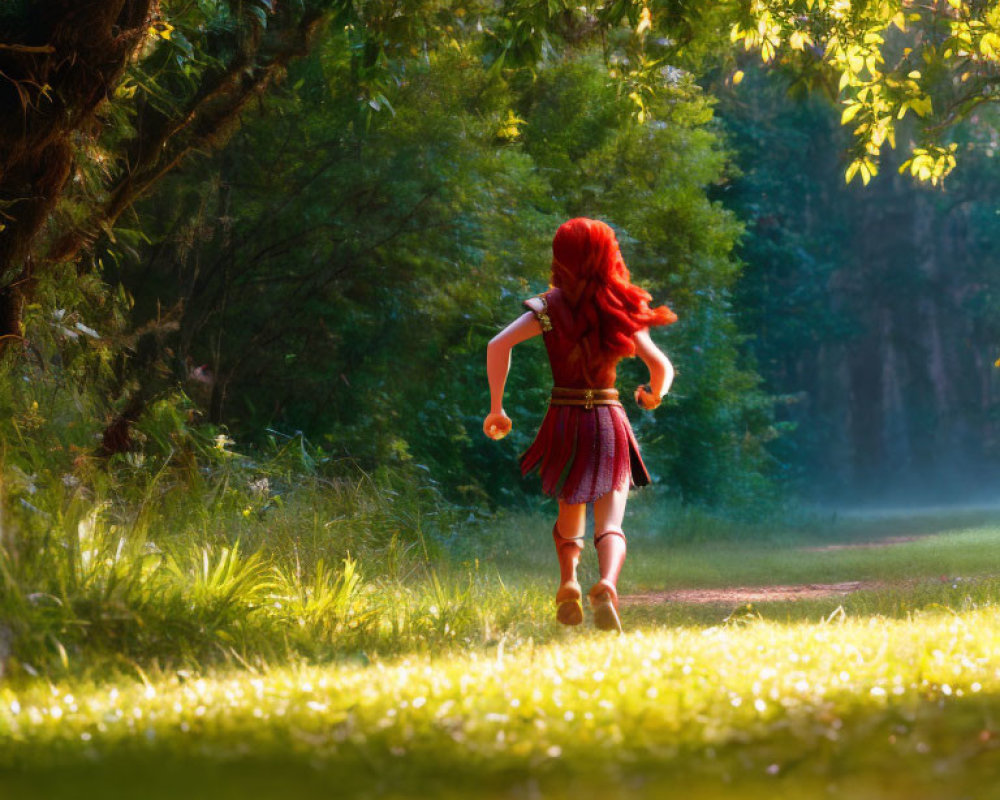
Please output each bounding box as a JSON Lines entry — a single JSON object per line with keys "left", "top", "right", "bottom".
{"left": 0, "top": 0, "right": 155, "bottom": 344}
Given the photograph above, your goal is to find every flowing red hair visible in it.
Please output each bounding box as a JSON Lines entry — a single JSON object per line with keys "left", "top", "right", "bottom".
{"left": 550, "top": 218, "right": 676, "bottom": 358}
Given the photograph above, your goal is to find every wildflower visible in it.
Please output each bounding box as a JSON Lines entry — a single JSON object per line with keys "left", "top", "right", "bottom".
{"left": 148, "top": 20, "right": 174, "bottom": 39}
{"left": 214, "top": 434, "right": 236, "bottom": 452}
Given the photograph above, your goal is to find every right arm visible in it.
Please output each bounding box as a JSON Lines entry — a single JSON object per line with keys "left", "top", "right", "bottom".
{"left": 484, "top": 311, "right": 543, "bottom": 438}
{"left": 633, "top": 327, "right": 674, "bottom": 409}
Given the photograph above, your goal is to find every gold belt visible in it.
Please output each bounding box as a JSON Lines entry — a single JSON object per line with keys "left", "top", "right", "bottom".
{"left": 549, "top": 387, "right": 620, "bottom": 410}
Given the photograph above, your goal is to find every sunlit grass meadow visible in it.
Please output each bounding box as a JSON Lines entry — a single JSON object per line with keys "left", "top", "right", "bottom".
{"left": 5, "top": 470, "right": 1000, "bottom": 798}
{"left": 5, "top": 602, "right": 1000, "bottom": 799}
{"left": 4, "top": 397, "right": 1000, "bottom": 798}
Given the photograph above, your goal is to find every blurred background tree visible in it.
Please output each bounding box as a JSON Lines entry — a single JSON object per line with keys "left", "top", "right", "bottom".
{"left": 716, "top": 63, "right": 1000, "bottom": 501}
{"left": 116, "top": 33, "right": 774, "bottom": 509}
{"left": 1, "top": 0, "right": 1000, "bottom": 521}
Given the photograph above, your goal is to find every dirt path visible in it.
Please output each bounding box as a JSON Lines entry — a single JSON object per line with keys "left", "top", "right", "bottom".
{"left": 798, "top": 535, "right": 920, "bottom": 552}
{"left": 623, "top": 580, "right": 880, "bottom": 606}
{"left": 621, "top": 533, "right": 927, "bottom": 606}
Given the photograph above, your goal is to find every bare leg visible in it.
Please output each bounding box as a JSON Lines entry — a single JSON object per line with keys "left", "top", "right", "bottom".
{"left": 592, "top": 484, "right": 629, "bottom": 591}
{"left": 551, "top": 500, "right": 586, "bottom": 625}
{"left": 589, "top": 484, "right": 629, "bottom": 632}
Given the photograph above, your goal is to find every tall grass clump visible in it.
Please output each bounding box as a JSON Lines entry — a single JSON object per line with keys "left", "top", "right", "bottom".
{"left": 0, "top": 293, "right": 538, "bottom": 679}
{"left": 0, "top": 391, "right": 542, "bottom": 678}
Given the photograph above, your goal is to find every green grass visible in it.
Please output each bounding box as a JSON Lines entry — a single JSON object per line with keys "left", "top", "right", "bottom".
{"left": 474, "top": 502, "right": 1000, "bottom": 626}
{"left": 629, "top": 512, "right": 1000, "bottom": 590}
{"left": 6, "top": 505, "right": 1000, "bottom": 798}
{"left": 4, "top": 602, "right": 1000, "bottom": 799}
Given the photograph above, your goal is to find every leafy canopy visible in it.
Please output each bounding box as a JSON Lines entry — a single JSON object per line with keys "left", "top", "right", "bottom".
{"left": 728, "top": 0, "right": 1000, "bottom": 185}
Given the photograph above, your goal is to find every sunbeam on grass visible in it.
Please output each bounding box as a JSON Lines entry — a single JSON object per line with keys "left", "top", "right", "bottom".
{"left": 6, "top": 491, "right": 1000, "bottom": 798}
{"left": 4, "top": 607, "right": 1000, "bottom": 798}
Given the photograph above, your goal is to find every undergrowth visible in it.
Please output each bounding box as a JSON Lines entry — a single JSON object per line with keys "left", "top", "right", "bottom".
{"left": 0, "top": 301, "right": 536, "bottom": 678}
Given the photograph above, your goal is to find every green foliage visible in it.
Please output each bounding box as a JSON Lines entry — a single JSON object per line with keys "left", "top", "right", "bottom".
{"left": 0, "top": 420, "right": 504, "bottom": 674}
{"left": 115, "top": 36, "right": 777, "bottom": 511}
{"left": 0, "top": 306, "right": 483, "bottom": 673}
{"left": 729, "top": 0, "right": 1000, "bottom": 184}
{"left": 716, "top": 62, "right": 1000, "bottom": 496}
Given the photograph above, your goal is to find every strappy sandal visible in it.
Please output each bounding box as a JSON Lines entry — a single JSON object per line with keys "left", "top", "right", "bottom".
{"left": 588, "top": 578, "right": 623, "bottom": 633}
{"left": 552, "top": 524, "right": 585, "bottom": 626}
{"left": 556, "top": 580, "right": 584, "bottom": 625}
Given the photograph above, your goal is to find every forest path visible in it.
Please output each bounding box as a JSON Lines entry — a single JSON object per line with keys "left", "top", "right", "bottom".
{"left": 620, "top": 526, "right": 960, "bottom": 606}
{"left": 622, "top": 579, "right": 880, "bottom": 605}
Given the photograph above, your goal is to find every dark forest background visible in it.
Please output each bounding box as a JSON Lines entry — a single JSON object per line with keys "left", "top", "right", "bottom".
{"left": 111, "top": 49, "right": 1000, "bottom": 508}
{"left": 3, "top": 1, "right": 1000, "bottom": 522}
{"left": 723, "top": 69, "right": 1000, "bottom": 503}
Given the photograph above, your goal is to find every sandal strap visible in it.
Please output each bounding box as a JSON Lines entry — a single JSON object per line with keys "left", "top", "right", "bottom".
{"left": 594, "top": 529, "right": 627, "bottom": 546}
{"left": 553, "top": 524, "right": 585, "bottom": 548}
{"left": 556, "top": 580, "right": 582, "bottom": 603}
{"left": 588, "top": 578, "right": 619, "bottom": 604}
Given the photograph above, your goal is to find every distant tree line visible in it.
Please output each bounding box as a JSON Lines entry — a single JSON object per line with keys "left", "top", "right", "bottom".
{"left": 3, "top": 1, "right": 1000, "bottom": 509}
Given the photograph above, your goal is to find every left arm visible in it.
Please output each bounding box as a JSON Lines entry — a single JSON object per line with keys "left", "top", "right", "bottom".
{"left": 633, "top": 327, "right": 674, "bottom": 410}
{"left": 484, "top": 311, "right": 542, "bottom": 439}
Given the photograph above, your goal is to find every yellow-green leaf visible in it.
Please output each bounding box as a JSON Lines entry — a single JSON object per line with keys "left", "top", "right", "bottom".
{"left": 980, "top": 31, "right": 1000, "bottom": 59}
{"left": 910, "top": 96, "right": 933, "bottom": 117}
{"left": 841, "top": 103, "right": 863, "bottom": 124}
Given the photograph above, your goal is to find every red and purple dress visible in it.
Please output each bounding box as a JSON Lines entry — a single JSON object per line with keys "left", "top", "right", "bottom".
{"left": 519, "top": 288, "right": 651, "bottom": 504}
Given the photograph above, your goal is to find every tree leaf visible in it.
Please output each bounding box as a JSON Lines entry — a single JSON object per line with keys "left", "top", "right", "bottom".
{"left": 841, "top": 103, "right": 862, "bottom": 124}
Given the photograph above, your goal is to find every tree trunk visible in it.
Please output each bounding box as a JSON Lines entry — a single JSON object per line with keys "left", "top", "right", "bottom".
{"left": 0, "top": 0, "right": 154, "bottom": 352}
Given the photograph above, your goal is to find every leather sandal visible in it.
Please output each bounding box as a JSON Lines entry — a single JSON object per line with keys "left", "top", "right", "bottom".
{"left": 588, "top": 578, "right": 623, "bottom": 633}
{"left": 555, "top": 580, "right": 584, "bottom": 625}
{"left": 553, "top": 524, "right": 585, "bottom": 626}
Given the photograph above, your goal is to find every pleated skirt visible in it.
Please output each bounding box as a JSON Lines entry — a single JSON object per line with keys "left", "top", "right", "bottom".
{"left": 519, "top": 403, "right": 651, "bottom": 505}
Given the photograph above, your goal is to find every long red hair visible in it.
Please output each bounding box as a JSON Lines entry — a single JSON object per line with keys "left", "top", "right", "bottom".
{"left": 550, "top": 218, "right": 676, "bottom": 358}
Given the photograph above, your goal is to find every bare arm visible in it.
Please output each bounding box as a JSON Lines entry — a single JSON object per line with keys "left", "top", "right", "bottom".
{"left": 633, "top": 327, "right": 674, "bottom": 408}
{"left": 484, "top": 311, "right": 543, "bottom": 438}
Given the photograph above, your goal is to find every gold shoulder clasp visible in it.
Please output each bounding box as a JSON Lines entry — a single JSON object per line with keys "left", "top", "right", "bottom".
{"left": 525, "top": 294, "right": 553, "bottom": 332}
